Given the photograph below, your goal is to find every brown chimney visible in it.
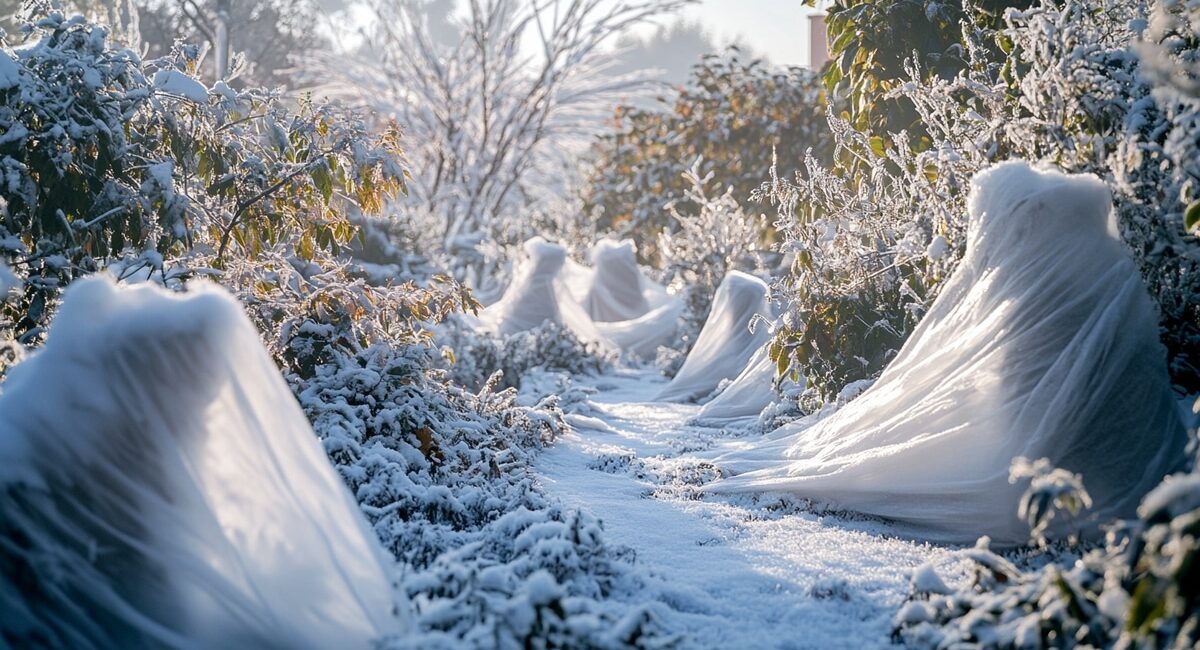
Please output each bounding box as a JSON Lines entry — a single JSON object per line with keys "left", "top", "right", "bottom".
{"left": 809, "top": 13, "right": 830, "bottom": 70}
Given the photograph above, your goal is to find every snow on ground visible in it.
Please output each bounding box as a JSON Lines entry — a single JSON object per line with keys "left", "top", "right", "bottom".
{"left": 537, "top": 368, "right": 971, "bottom": 649}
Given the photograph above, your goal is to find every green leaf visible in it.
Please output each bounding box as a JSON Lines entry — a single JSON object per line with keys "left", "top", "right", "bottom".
{"left": 312, "top": 165, "right": 334, "bottom": 203}
{"left": 1185, "top": 200, "right": 1200, "bottom": 233}
{"left": 869, "top": 135, "right": 886, "bottom": 157}
{"left": 298, "top": 232, "right": 315, "bottom": 261}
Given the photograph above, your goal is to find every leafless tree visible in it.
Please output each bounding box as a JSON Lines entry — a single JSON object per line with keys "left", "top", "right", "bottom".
{"left": 309, "top": 0, "right": 693, "bottom": 296}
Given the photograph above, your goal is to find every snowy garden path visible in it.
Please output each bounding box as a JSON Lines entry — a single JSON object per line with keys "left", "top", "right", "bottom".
{"left": 536, "top": 368, "right": 968, "bottom": 649}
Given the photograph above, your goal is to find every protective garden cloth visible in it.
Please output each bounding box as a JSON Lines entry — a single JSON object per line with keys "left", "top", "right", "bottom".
{"left": 584, "top": 239, "right": 683, "bottom": 358}
{"left": 0, "top": 277, "right": 404, "bottom": 649}
{"left": 481, "top": 236, "right": 602, "bottom": 342}
{"left": 488, "top": 237, "right": 682, "bottom": 358}
{"left": 581, "top": 238, "right": 652, "bottom": 322}
{"left": 712, "top": 161, "right": 1187, "bottom": 546}
{"left": 657, "top": 270, "right": 772, "bottom": 403}
{"left": 695, "top": 342, "right": 792, "bottom": 424}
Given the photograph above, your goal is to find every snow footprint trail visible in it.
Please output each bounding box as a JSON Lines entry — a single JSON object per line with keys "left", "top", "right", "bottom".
{"left": 536, "top": 369, "right": 965, "bottom": 649}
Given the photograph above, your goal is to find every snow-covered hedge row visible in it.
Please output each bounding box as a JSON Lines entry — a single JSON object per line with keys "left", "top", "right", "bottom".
{"left": 438, "top": 319, "right": 616, "bottom": 392}
{"left": 290, "top": 342, "right": 672, "bottom": 648}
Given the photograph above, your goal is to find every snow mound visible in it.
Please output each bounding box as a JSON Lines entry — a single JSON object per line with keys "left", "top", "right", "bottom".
{"left": 712, "top": 161, "right": 1186, "bottom": 546}
{"left": 0, "top": 276, "right": 403, "bottom": 648}
{"left": 656, "top": 270, "right": 772, "bottom": 403}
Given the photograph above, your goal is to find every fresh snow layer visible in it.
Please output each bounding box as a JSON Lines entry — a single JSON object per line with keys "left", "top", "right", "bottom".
{"left": 0, "top": 276, "right": 403, "bottom": 649}
{"left": 712, "top": 161, "right": 1187, "bottom": 546}
{"left": 538, "top": 370, "right": 965, "bottom": 649}
{"left": 153, "top": 69, "right": 209, "bottom": 102}
{"left": 0, "top": 51, "right": 21, "bottom": 90}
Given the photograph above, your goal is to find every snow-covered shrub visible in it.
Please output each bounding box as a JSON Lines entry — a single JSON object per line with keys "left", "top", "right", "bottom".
{"left": 765, "top": 0, "right": 1200, "bottom": 399}
{"left": 819, "top": 0, "right": 1029, "bottom": 134}
{"left": 0, "top": 8, "right": 427, "bottom": 354}
{"left": 291, "top": 339, "right": 669, "bottom": 648}
{"left": 758, "top": 127, "right": 951, "bottom": 401}
{"left": 1010, "top": 458, "right": 1094, "bottom": 547}
{"left": 438, "top": 319, "right": 615, "bottom": 392}
{"left": 584, "top": 49, "right": 830, "bottom": 263}
{"left": 894, "top": 469, "right": 1200, "bottom": 649}
{"left": 292, "top": 343, "right": 563, "bottom": 567}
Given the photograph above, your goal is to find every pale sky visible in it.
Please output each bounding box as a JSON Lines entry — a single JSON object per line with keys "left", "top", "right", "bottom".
{"left": 328, "top": 1, "right": 819, "bottom": 68}
{"left": 641, "top": 1, "right": 815, "bottom": 67}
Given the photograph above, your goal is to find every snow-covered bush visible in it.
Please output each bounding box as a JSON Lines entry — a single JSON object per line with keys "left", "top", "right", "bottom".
{"left": 1010, "top": 458, "right": 1094, "bottom": 547}
{"left": 0, "top": 8, "right": 429, "bottom": 356}
{"left": 818, "top": 0, "right": 1028, "bottom": 134}
{"left": 438, "top": 319, "right": 615, "bottom": 392}
{"left": 292, "top": 342, "right": 564, "bottom": 568}
{"left": 765, "top": 0, "right": 1200, "bottom": 400}
{"left": 291, "top": 339, "right": 669, "bottom": 648}
{"left": 758, "top": 127, "right": 951, "bottom": 401}
{"left": 584, "top": 49, "right": 830, "bottom": 263}
{"left": 894, "top": 468, "right": 1200, "bottom": 649}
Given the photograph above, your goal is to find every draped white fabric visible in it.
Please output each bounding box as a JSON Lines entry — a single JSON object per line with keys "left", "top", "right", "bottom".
{"left": 484, "top": 237, "right": 565, "bottom": 335}
{"left": 582, "top": 239, "right": 651, "bottom": 322}
{"left": 695, "top": 342, "right": 796, "bottom": 424}
{"left": 657, "top": 271, "right": 772, "bottom": 403}
{"left": 712, "top": 162, "right": 1187, "bottom": 546}
{"left": 482, "top": 237, "right": 681, "bottom": 358}
{"left": 0, "top": 277, "right": 403, "bottom": 649}
{"left": 586, "top": 239, "right": 682, "bottom": 358}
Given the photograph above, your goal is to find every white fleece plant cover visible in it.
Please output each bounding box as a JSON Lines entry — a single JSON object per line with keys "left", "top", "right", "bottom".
{"left": 0, "top": 277, "right": 403, "bottom": 649}
{"left": 584, "top": 239, "right": 682, "bottom": 359}
{"left": 480, "top": 236, "right": 603, "bottom": 342}
{"left": 695, "top": 342, "right": 797, "bottom": 425}
{"left": 582, "top": 239, "right": 651, "bottom": 322}
{"left": 712, "top": 161, "right": 1187, "bottom": 546}
{"left": 485, "top": 237, "right": 681, "bottom": 359}
{"left": 657, "top": 270, "right": 772, "bottom": 403}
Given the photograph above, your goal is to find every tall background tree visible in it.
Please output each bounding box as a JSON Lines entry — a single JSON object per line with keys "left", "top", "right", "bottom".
{"left": 307, "top": 0, "right": 694, "bottom": 299}
{"left": 583, "top": 50, "right": 832, "bottom": 263}
{"left": 137, "top": 0, "right": 326, "bottom": 87}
